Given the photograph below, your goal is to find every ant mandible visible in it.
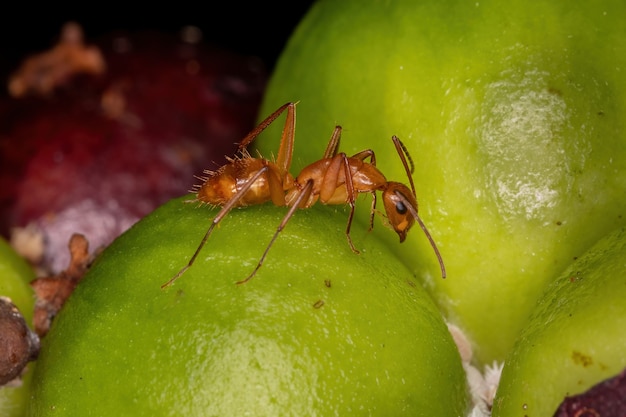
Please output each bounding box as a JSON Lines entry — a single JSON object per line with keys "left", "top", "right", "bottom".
{"left": 161, "top": 102, "right": 446, "bottom": 288}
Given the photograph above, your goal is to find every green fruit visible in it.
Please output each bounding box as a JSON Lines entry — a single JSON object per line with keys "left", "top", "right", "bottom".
{"left": 0, "top": 237, "right": 36, "bottom": 417}
{"left": 0, "top": 237, "right": 35, "bottom": 320}
{"left": 257, "top": 0, "right": 626, "bottom": 363}
{"left": 28, "top": 197, "right": 469, "bottom": 416}
{"left": 492, "top": 226, "right": 626, "bottom": 417}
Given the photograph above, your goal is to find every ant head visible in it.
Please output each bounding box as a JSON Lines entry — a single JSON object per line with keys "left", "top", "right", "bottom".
{"left": 382, "top": 182, "right": 418, "bottom": 242}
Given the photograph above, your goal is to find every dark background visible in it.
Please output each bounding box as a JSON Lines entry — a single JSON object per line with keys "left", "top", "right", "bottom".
{"left": 0, "top": 2, "right": 316, "bottom": 87}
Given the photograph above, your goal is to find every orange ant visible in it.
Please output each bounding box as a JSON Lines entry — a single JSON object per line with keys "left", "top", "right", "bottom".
{"left": 161, "top": 102, "right": 446, "bottom": 288}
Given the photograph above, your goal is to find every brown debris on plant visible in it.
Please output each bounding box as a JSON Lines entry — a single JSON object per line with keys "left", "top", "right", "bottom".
{"left": 30, "top": 233, "right": 92, "bottom": 337}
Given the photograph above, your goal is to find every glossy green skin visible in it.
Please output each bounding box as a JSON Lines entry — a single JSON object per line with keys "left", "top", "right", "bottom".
{"left": 28, "top": 197, "right": 469, "bottom": 416}
{"left": 258, "top": 0, "right": 626, "bottom": 363}
{"left": 492, "top": 226, "right": 626, "bottom": 416}
{"left": 0, "top": 237, "right": 36, "bottom": 417}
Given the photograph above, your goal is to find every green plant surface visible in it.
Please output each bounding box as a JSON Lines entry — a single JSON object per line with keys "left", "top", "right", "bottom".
{"left": 0, "top": 236, "right": 36, "bottom": 417}
{"left": 493, "top": 226, "right": 626, "bottom": 416}
{"left": 0, "top": 237, "right": 35, "bottom": 320}
{"left": 27, "top": 196, "right": 469, "bottom": 416}
{"left": 257, "top": 0, "right": 626, "bottom": 364}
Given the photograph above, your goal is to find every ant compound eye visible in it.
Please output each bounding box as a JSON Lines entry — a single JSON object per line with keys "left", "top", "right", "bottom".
{"left": 395, "top": 200, "right": 408, "bottom": 215}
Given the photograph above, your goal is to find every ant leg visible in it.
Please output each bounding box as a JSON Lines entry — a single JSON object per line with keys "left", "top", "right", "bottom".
{"left": 351, "top": 149, "right": 376, "bottom": 166}
{"left": 340, "top": 155, "right": 360, "bottom": 254}
{"left": 317, "top": 153, "right": 360, "bottom": 253}
{"left": 396, "top": 190, "right": 446, "bottom": 279}
{"left": 161, "top": 166, "right": 271, "bottom": 289}
{"left": 236, "top": 180, "right": 314, "bottom": 285}
{"left": 350, "top": 149, "right": 377, "bottom": 231}
{"left": 367, "top": 191, "right": 377, "bottom": 232}
{"left": 238, "top": 102, "right": 297, "bottom": 176}
{"left": 323, "top": 126, "right": 342, "bottom": 158}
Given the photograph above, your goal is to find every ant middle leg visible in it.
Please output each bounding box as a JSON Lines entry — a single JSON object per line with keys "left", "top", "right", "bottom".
{"left": 340, "top": 154, "right": 360, "bottom": 254}
{"left": 315, "top": 152, "right": 362, "bottom": 254}
{"left": 351, "top": 148, "right": 376, "bottom": 166}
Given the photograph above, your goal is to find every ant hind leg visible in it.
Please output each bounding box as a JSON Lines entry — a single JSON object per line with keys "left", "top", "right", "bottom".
{"left": 162, "top": 166, "right": 271, "bottom": 289}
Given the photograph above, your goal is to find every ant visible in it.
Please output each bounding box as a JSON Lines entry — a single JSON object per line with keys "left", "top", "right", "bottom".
{"left": 161, "top": 102, "right": 446, "bottom": 288}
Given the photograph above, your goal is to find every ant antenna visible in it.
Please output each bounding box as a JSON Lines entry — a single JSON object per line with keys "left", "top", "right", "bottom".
{"left": 392, "top": 135, "right": 446, "bottom": 279}
{"left": 395, "top": 137, "right": 415, "bottom": 174}
{"left": 392, "top": 136, "right": 416, "bottom": 196}
{"left": 407, "top": 198, "right": 447, "bottom": 279}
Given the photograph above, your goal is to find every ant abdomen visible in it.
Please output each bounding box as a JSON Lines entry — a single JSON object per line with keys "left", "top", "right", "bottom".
{"left": 195, "top": 159, "right": 284, "bottom": 207}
